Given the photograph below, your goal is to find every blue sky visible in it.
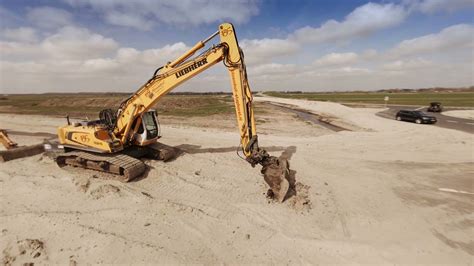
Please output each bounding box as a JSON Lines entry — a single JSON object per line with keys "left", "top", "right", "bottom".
{"left": 0, "top": 0, "right": 473, "bottom": 93}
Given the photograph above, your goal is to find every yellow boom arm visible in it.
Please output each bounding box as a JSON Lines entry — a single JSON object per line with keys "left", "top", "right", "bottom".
{"left": 115, "top": 23, "right": 259, "bottom": 159}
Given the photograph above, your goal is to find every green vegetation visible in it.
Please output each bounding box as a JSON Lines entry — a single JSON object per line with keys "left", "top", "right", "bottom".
{"left": 5, "top": 90, "right": 469, "bottom": 118}
{"left": 0, "top": 93, "right": 235, "bottom": 118}
{"left": 264, "top": 91, "right": 474, "bottom": 107}
{"left": 155, "top": 95, "right": 234, "bottom": 117}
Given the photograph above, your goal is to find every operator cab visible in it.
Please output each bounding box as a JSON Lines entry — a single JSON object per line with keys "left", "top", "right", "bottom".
{"left": 134, "top": 110, "right": 161, "bottom": 146}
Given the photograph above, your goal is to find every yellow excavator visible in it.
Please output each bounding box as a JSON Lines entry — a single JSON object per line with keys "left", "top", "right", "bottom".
{"left": 0, "top": 129, "right": 18, "bottom": 150}
{"left": 53, "top": 23, "right": 291, "bottom": 201}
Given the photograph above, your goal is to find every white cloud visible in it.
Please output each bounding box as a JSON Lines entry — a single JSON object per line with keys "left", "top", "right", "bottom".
{"left": 0, "top": 41, "right": 43, "bottom": 61}
{"left": 240, "top": 38, "right": 299, "bottom": 64}
{"left": 240, "top": 2, "right": 408, "bottom": 66}
{"left": 82, "top": 58, "right": 120, "bottom": 72}
{"left": 250, "top": 63, "right": 298, "bottom": 76}
{"left": 1, "top": 2, "right": 472, "bottom": 93}
{"left": 360, "top": 49, "right": 378, "bottom": 59}
{"left": 64, "top": 0, "right": 259, "bottom": 29}
{"left": 104, "top": 11, "right": 154, "bottom": 31}
{"left": 2, "top": 27, "right": 37, "bottom": 42}
{"left": 406, "top": 0, "right": 474, "bottom": 13}
{"left": 291, "top": 3, "right": 408, "bottom": 44}
{"left": 140, "top": 43, "right": 189, "bottom": 65}
{"left": 112, "top": 43, "right": 190, "bottom": 67}
{"left": 389, "top": 24, "right": 474, "bottom": 57}
{"left": 1, "top": 26, "right": 119, "bottom": 68}
{"left": 382, "top": 58, "right": 433, "bottom": 70}
{"left": 306, "top": 67, "right": 372, "bottom": 78}
{"left": 313, "top": 52, "right": 359, "bottom": 66}
{"left": 247, "top": 23, "right": 473, "bottom": 90}
{"left": 238, "top": 2, "right": 409, "bottom": 66}
{"left": 42, "top": 26, "right": 118, "bottom": 59}
{"left": 26, "top": 6, "right": 73, "bottom": 29}
{"left": 0, "top": 24, "right": 191, "bottom": 92}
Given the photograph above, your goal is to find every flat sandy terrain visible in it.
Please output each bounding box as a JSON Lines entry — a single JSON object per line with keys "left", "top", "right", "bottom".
{"left": 443, "top": 110, "right": 474, "bottom": 120}
{"left": 1, "top": 97, "right": 473, "bottom": 264}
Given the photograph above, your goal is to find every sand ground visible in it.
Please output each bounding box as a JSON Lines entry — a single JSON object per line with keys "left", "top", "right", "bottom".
{"left": 442, "top": 110, "right": 474, "bottom": 120}
{"left": 0, "top": 97, "right": 473, "bottom": 264}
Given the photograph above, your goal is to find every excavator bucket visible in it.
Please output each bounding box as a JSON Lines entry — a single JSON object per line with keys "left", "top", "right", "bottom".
{"left": 261, "top": 157, "right": 291, "bottom": 202}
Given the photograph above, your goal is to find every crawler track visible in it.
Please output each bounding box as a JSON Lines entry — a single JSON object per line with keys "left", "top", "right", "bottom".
{"left": 56, "top": 151, "right": 146, "bottom": 182}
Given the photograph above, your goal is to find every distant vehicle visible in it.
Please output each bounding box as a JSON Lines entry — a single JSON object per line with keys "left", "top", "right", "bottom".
{"left": 396, "top": 110, "right": 437, "bottom": 124}
{"left": 427, "top": 102, "right": 443, "bottom": 112}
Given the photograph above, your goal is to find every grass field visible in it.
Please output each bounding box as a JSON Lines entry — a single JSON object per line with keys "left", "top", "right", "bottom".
{"left": 1, "top": 91, "right": 472, "bottom": 118}
{"left": 264, "top": 91, "right": 474, "bottom": 107}
{"left": 0, "top": 94, "right": 236, "bottom": 118}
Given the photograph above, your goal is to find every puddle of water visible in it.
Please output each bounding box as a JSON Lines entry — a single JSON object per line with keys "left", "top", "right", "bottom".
{"left": 267, "top": 103, "right": 348, "bottom": 132}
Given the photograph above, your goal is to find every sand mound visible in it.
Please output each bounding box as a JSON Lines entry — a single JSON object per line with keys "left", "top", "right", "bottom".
{"left": 89, "top": 184, "right": 121, "bottom": 199}
{"left": 2, "top": 239, "right": 47, "bottom": 265}
{"left": 72, "top": 174, "right": 122, "bottom": 199}
{"left": 286, "top": 182, "right": 312, "bottom": 212}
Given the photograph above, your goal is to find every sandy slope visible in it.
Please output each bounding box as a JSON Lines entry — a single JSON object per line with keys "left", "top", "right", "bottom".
{"left": 0, "top": 98, "right": 473, "bottom": 264}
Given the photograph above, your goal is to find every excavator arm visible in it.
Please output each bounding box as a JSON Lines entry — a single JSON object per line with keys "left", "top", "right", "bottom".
{"left": 114, "top": 23, "right": 290, "bottom": 200}
{"left": 115, "top": 24, "right": 258, "bottom": 155}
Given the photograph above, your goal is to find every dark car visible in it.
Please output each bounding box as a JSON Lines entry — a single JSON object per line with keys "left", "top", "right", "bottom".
{"left": 396, "top": 110, "right": 437, "bottom": 124}
{"left": 427, "top": 102, "right": 443, "bottom": 112}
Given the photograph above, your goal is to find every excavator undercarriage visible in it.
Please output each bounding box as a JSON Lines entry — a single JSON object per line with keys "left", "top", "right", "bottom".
{"left": 53, "top": 134, "right": 178, "bottom": 181}
{"left": 56, "top": 151, "right": 146, "bottom": 182}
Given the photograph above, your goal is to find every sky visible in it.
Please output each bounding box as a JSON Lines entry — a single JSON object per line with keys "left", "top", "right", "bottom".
{"left": 0, "top": 0, "right": 473, "bottom": 93}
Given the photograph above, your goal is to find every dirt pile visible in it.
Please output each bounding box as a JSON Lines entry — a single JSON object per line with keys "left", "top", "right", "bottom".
{"left": 286, "top": 182, "right": 312, "bottom": 212}
{"left": 2, "top": 239, "right": 47, "bottom": 265}
{"left": 72, "top": 175, "right": 122, "bottom": 199}
{"left": 89, "top": 184, "right": 121, "bottom": 199}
